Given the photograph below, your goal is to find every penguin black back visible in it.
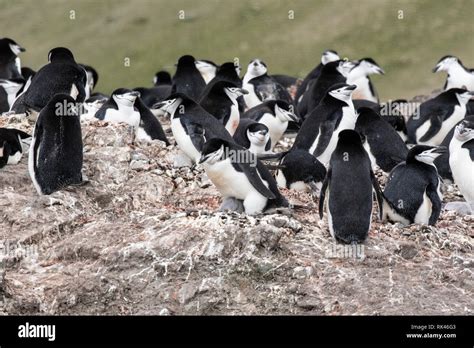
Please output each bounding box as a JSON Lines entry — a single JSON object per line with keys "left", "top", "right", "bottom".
{"left": 319, "top": 129, "right": 383, "bottom": 244}
{"left": 171, "top": 55, "right": 206, "bottom": 101}
{"left": 13, "top": 47, "right": 87, "bottom": 113}
{"left": 29, "top": 94, "right": 83, "bottom": 195}
{"left": 355, "top": 107, "right": 408, "bottom": 172}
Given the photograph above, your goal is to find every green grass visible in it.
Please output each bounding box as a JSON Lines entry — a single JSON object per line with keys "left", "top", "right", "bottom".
{"left": 1, "top": 0, "right": 473, "bottom": 101}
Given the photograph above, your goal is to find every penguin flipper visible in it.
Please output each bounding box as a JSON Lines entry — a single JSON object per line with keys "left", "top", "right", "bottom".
{"left": 319, "top": 167, "right": 331, "bottom": 219}
{"left": 426, "top": 182, "right": 442, "bottom": 225}
{"left": 370, "top": 170, "right": 384, "bottom": 220}
{"left": 182, "top": 119, "right": 205, "bottom": 152}
{"left": 235, "top": 161, "right": 276, "bottom": 200}
{"left": 313, "top": 120, "right": 336, "bottom": 157}
{"left": 419, "top": 108, "right": 448, "bottom": 143}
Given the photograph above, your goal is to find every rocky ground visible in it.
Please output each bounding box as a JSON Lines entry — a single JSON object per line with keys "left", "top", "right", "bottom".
{"left": 0, "top": 112, "right": 472, "bottom": 315}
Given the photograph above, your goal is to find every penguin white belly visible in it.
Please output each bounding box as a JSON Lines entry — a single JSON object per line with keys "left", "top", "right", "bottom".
{"left": 171, "top": 118, "right": 201, "bottom": 162}
{"left": 28, "top": 126, "right": 43, "bottom": 195}
{"left": 204, "top": 159, "right": 268, "bottom": 214}
{"left": 243, "top": 83, "right": 262, "bottom": 109}
{"left": 414, "top": 190, "right": 432, "bottom": 224}
{"left": 276, "top": 170, "right": 287, "bottom": 188}
{"left": 258, "top": 113, "right": 286, "bottom": 149}
{"left": 362, "top": 141, "right": 378, "bottom": 170}
{"left": 326, "top": 190, "right": 336, "bottom": 239}
{"left": 225, "top": 103, "right": 240, "bottom": 136}
{"left": 450, "top": 140, "right": 474, "bottom": 202}
{"left": 103, "top": 109, "right": 140, "bottom": 128}
{"left": 136, "top": 127, "right": 153, "bottom": 142}
{"left": 417, "top": 105, "right": 466, "bottom": 145}
{"left": 352, "top": 77, "right": 377, "bottom": 103}
{"left": 317, "top": 106, "right": 356, "bottom": 165}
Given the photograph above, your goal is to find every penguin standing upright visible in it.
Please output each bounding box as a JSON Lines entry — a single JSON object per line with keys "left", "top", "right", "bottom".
{"left": 433, "top": 55, "right": 474, "bottom": 91}
{"left": 347, "top": 58, "right": 384, "bottom": 102}
{"left": 382, "top": 145, "right": 446, "bottom": 226}
{"left": 355, "top": 107, "right": 407, "bottom": 172}
{"left": 233, "top": 118, "right": 271, "bottom": 155}
{"left": 11, "top": 47, "right": 87, "bottom": 117}
{"left": 0, "top": 79, "right": 23, "bottom": 112}
{"left": 154, "top": 93, "right": 234, "bottom": 162}
{"left": 195, "top": 60, "right": 219, "bottom": 84}
{"left": 295, "top": 50, "right": 340, "bottom": 104}
{"left": 293, "top": 83, "right": 358, "bottom": 165}
{"left": 29, "top": 94, "right": 83, "bottom": 195}
{"left": 171, "top": 55, "right": 206, "bottom": 101}
{"left": 319, "top": 130, "right": 383, "bottom": 244}
{"left": 0, "top": 127, "right": 30, "bottom": 165}
{"left": 242, "top": 59, "right": 293, "bottom": 108}
{"left": 297, "top": 59, "right": 354, "bottom": 117}
{"left": 199, "top": 137, "right": 289, "bottom": 215}
{"left": 198, "top": 80, "right": 248, "bottom": 135}
{"left": 95, "top": 88, "right": 141, "bottom": 128}
{"left": 134, "top": 97, "right": 170, "bottom": 144}
{"left": 242, "top": 100, "right": 297, "bottom": 149}
{"left": 0, "top": 38, "right": 25, "bottom": 79}
{"left": 449, "top": 118, "right": 474, "bottom": 205}
{"left": 407, "top": 88, "right": 473, "bottom": 145}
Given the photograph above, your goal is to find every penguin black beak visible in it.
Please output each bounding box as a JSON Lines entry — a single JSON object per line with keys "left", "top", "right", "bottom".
{"left": 240, "top": 88, "right": 249, "bottom": 95}
{"left": 376, "top": 67, "right": 385, "bottom": 75}
{"left": 432, "top": 64, "right": 441, "bottom": 73}
{"left": 433, "top": 146, "right": 448, "bottom": 154}
{"left": 345, "top": 84, "right": 357, "bottom": 91}
{"left": 19, "top": 46, "right": 26, "bottom": 52}
{"left": 198, "top": 155, "right": 208, "bottom": 164}
{"left": 129, "top": 91, "right": 140, "bottom": 98}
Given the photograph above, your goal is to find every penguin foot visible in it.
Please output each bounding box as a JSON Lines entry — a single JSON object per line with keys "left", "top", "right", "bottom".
{"left": 219, "top": 197, "right": 245, "bottom": 213}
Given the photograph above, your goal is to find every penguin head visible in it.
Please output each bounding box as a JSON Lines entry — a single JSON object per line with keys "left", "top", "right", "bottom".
{"left": 217, "top": 62, "right": 242, "bottom": 81}
{"left": 247, "top": 123, "right": 270, "bottom": 146}
{"left": 333, "top": 59, "right": 356, "bottom": 77}
{"left": 328, "top": 83, "right": 357, "bottom": 103}
{"left": 246, "top": 59, "right": 267, "bottom": 78}
{"left": 199, "top": 138, "right": 228, "bottom": 165}
{"left": 48, "top": 47, "right": 75, "bottom": 63}
{"left": 321, "top": 50, "right": 340, "bottom": 65}
{"left": 350, "top": 58, "right": 385, "bottom": 78}
{"left": 0, "top": 38, "right": 25, "bottom": 56}
{"left": 195, "top": 60, "right": 218, "bottom": 75}
{"left": 153, "top": 71, "right": 172, "bottom": 86}
{"left": 454, "top": 118, "right": 474, "bottom": 142}
{"left": 152, "top": 93, "right": 187, "bottom": 115}
{"left": 176, "top": 55, "right": 197, "bottom": 69}
{"left": 432, "top": 55, "right": 461, "bottom": 73}
{"left": 409, "top": 145, "right": 447, "bottom": 165}
{"left": 0, "top": 79, "right": 24, "bottom": 95}
{"left": 112, "top": 88, "right": 140, "bottom": 107}
{"left": 216, "top": 80, "right": 248, "bottom": 99}
{"left": 338, "top": 129, "right": 363, "bottom": 146}
{"left": 273, "top": 100, "right": 297, "bottom": 122}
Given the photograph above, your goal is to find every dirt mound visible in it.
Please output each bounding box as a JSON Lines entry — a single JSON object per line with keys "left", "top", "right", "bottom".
{"left": 0, "top": 114, "right": 472, "bottom": 315}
